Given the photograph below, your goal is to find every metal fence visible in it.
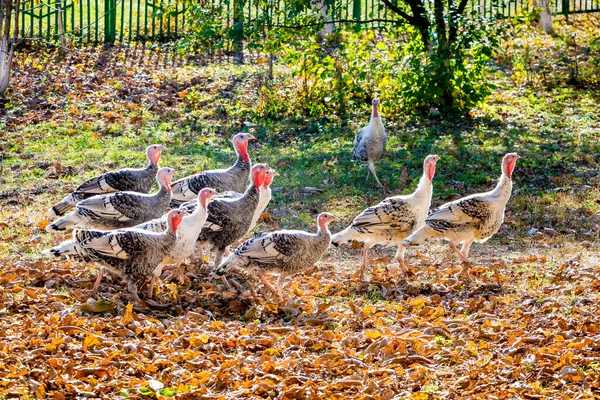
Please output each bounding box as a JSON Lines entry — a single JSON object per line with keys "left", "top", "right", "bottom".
{"left": 17, "top": 0, "right": 600, "bottom": 45}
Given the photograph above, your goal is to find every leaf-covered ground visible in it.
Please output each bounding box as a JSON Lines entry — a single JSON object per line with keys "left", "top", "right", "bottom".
{"left": 1, "top": 15, "right": 599, "bottom": 399}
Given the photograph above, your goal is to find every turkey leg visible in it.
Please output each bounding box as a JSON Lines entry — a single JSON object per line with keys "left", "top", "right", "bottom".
{"left": 89, "top": 267, "right": 105, "bottom": 298}
{"left": 368, "top": 161, "right": 383, "bottom": 187}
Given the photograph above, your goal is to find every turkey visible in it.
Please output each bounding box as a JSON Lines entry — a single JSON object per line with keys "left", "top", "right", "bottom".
{"left": 43, "top": 209, "right": 185, "bottom": 301}
{"left": 352, "top": 99, "right": 387, "bottom": 187}
{"left": 169, "top": 133, "right": 255, "bottom": 207}
{"left": 46, "top": 167, "right": 175, "bottom": 232}
{"left": 214, "top": 212, "right": 335, "bottom": 302}
{"left": 197, "top": 167, "right": 278, "bottom": 235}
{"left": 331, "top": 155, "right": 439, "bottom": 278}
{"left": 196, "top": 163, "right": 269, "bottom": 268}
{"left": 402, "top": 153, "right": 521, "bottom": 279}
{"left": 48, "top": 144, "right": 165, "bottom": 217}
{"left": 135, "top": 188, "right": 219, "bottom": 282}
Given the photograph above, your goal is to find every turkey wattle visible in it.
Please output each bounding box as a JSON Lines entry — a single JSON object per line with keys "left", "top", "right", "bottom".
{"left": 44, "top": 209, "right": 185, "bottom": 301}
{"left": 332, "top": 155, "right": 439, "bottom": 278}
{"left": 169, "top": 133, "right": 255, "bottom": 207}
{"left": 48, "top": 144, "right": 165, "bottom": 217}
{"left": 402, "top": 153, "right": 521, "bottom": 279}
{"left": 352, "top": 99, "right": 387, "bottom": 187}
{"left": 46, "top": 167, "right": 175, "bottom": 232}
{"left": 214, "top": 212, "right": 335, "bottom": 302}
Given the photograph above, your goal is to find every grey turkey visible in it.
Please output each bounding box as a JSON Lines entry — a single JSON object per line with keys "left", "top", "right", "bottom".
{"left": 403, "top": 153, "right": 521, "bottom": 280}
{"left": 196, "top": 163, "right": 269, "bottom": 268}
{"left": 214, "top": 212, "right": 335, "bottom": 302}
{"left": 169, "top": 133, "right": 255, "bottom": 207}
{"left": 48, "top": 144, "right": 165, "bottom": 217}
{"left": 46, "top": 167, "right": 175, "bottom": 232}
{"left": 183, "top": 168, "right": 278, "bottom": 235}
{"left": 353, "top": 98, "right": 387, "bottom": 187}
{"left": 331, "top": 155, "right": 439, "bottom": 278}
{"left": 43, "top": 209, "right": 185, "bottom": 301}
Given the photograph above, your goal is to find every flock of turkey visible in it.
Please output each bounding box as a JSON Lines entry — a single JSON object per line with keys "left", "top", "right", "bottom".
{"left": 43, "top": 99, "right": 520, "bottom": 302}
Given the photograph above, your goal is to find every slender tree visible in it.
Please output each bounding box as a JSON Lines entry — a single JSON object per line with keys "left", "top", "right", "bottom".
{"left": 0, "top": 0, "right": 20, "bottom": 94}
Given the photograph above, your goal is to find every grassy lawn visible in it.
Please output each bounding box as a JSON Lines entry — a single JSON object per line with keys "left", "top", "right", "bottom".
{"left": 0, "top": 15, "right": 599, "bottom": 399}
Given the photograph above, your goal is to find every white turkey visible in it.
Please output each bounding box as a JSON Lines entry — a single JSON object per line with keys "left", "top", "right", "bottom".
{"left": 43, "top": 209, "right": 185, "bottom": 301}
{"left": 169, "top": 133, "right": 254, "bottom": 207}
{"left": 135, "top": 187, "right": 219, "bottom": 282}
{"left": 352, "top": 99, "right": 387, "bottom": 187}
{"left": 195, "top": 164, "right": 269, "bottom": 269}
{"left": 46, "top": 167, "right": 175, "bottom": 232}
{"left": 214, "top": 212, "right": 335, "bottom": 302}
{"left": 48, "top": 144, "right": 165, "bottom": 217}
{"left": 402, "top": 153, "right": 521, "bottom": 279}
{"left": 331, "top": 155, "right": 439, "bottom": 278}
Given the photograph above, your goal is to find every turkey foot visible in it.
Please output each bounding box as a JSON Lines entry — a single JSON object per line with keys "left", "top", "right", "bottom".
{"left": 162, "top": 264, "right": 186, "bottom": 284}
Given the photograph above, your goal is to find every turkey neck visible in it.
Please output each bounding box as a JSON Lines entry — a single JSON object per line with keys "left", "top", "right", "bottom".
{"left": 490, "top": 172, "right": 513, "bottom": 201}
{"left": 368, "top": 115, "right": 385, "bottom": 136}
{"left": 229, "top": 153, "right": 252, "bottom": 175}
{"left": 412, "top": 170, "right": 434, "bottom": 202}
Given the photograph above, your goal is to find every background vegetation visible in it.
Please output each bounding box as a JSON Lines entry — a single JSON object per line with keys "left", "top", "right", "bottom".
{"left": 0, "top": 11, "right": 598, "bottom": 399}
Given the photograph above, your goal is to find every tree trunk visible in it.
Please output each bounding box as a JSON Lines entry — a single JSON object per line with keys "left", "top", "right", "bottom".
{"left": 312, "top": 0, "right": 334, "bottom": 41}
{"left": 539, "top": 0, "right": 555, "bottom": 36}
{"left": 0, "top": 0, "right": 20, "bottom": 95}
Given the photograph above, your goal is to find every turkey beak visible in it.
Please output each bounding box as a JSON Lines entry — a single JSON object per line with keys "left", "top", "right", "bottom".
{"left": 247, "top": 134, "right": 256, "bottom": 141}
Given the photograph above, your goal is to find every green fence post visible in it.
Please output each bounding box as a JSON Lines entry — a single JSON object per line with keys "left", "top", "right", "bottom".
{"left": 562, "top": 0, "right": 569, "bottom": 18}
{"left": 352, "top": 0, "right": 361, "bottom": 20}
{"left": 104, "top": 0, "right": 116, "bottom": 43}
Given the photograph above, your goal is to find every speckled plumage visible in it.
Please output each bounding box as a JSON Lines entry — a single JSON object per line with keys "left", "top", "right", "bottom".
{"left": 48, "top": 145, "right": 163, "bottom": 217}
{"left": 170, "top": 133, "right": 253, "bottom": 207}
{"left": 403, "top": 153, "right": 520, "bottom": 269}
{"left": 352, "top": 99, "right": 387, "bottom": 187}
{"left": 196, "top": 164, "right": 268, "bottom": 266}
{"left": 46, "top": 168, "right": 174, "bottom": 232}
{"left": 332, "top": 155, "right": 439, "bottom": 274}
{"left": 44, "top": 210, "right": 185, "bottom": 300}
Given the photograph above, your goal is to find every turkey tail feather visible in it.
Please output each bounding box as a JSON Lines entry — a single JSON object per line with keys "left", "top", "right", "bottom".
{"left": 46, "top": 213, "right": 80, "bottom": 232}
{"left": 42, "top": 240, "right": 78, "bottom": 257}
{"left": 402, "top": 226, "right": 435, "bottom": 247}
{"left": 214, "top": 253, "right": 241, "bottom": 276}
{"left": 48, "top": 194, "right": 78, "bottom": 218}
{"left": 331, "top": 227, "right": 359, "bottom": 247}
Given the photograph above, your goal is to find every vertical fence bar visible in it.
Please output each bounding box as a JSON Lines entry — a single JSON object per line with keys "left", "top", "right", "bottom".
{"left": 128, "top": 0, "right": 132, "bottom": 41}
{"left": 562, "top": 0, "right": 569, "bottom": 17}
{"left": 174, "top": 0, "right": 178, "bottom": 37}
{"left": 119, "top": 0, "right": 124, "bottom": 42}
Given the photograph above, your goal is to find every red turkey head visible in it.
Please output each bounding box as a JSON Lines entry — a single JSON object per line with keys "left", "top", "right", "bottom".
{"left": 199, "top": 188, "right": 218, "bottom": 210}
{"left": 502, "top": 153, "right": 521, "bottom": 179}
{"left": 263, "top": 169, "right": 279, "bottom": 188}
{"left": 372, "top": 98, "right": 380, "bottom": 118}
{"left": 157, "top": 167, "right": 176, "bottom": 193}
{"left": 231, "top": 133, "right": 255, "bottom": 163}
{"left": 424, "top": 154, "right": 440, "bottom": 182}
{"left": 167, "top": 209, "right": 186, "bottom": 233}
{"left": 317, "top": 212, "right": 335, "bottom": 230}
{"left": 146, "top": 144, "right": 165, "bottom": 167}
{"left": 251, "top": 164, "right": 269, "bottom": 188}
